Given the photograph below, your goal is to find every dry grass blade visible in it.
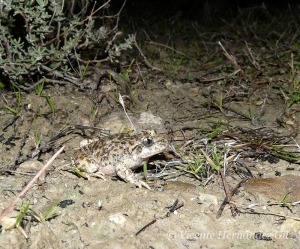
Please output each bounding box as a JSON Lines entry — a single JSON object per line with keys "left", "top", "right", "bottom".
{"left": 0, "top": 145, "right": 65, "bottom": 221}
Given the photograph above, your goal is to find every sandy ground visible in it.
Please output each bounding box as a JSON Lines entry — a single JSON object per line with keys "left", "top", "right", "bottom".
{"left": 0, "top": 76, "right": 299, "bottom": 248}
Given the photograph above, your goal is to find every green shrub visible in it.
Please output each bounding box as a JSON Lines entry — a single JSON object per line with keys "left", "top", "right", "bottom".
{"left": 0, "top": 0, "right": 132, "bottom": 89}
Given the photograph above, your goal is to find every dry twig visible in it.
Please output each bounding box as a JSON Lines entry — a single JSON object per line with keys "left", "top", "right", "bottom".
{"left": 135, "top": 199, "right": 184, "bottom": 236}
{"left": 0, "top": 145, "right": 65, "bottom": 221}
{"left": 132, "top": 35, "right": 163, "bottom": 72}
{"left": 219, "top": 171, "right": 239, "bottom": 217}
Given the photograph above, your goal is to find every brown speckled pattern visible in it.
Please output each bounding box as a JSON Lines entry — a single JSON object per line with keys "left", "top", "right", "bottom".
{"left": 72, "top": 130, "right": 168, "bottom": 189}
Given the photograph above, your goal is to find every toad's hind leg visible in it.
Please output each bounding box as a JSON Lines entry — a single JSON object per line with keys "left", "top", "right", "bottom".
{"left": 73, "top": 154, "right": 106, "bottom": 180}
{"left": 116, "top": 164, "right": 151, "bottom": 190}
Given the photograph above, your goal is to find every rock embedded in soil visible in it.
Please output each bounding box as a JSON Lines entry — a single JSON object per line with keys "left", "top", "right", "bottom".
{"left": 242, "top": 174, "right": 300, "bottom": 202}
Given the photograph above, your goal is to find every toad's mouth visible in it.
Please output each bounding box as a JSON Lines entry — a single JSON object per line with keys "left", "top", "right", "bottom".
{"left": 142, "top": 151, "right": 166, "bottom": 161}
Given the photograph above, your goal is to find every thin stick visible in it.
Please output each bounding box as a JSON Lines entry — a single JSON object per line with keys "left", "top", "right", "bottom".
{"left": 135, "top": 219, "right": 156, "bottom": 236}
{"left": 135, "top": 199, "right": 184, "bottom": 236}
{"left": 148, "top": 40, "right": 201, "bottom": 66}
{"left": 132, "top": 36, "right": 163, "bottom": 72}
{"left": 216, "top": 179, "right": 247, "bottom": 219}
{"left": 0, "top": 145, "right": 65, "bottom": 221}
{"left": 239, "top": 209, "right": 300, "bottom": 221}
{"left": 119, "top": 93, "right": 137, "bottom": 132}
{"left": 219, "top": 170, "right": 239, "bottom": 217}
{"left": 218, "top": 41, "right": 240, "bottom": 70}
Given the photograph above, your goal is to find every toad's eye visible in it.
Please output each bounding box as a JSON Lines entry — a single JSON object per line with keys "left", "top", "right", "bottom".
{"left": 142, "top": 137, "right": 154, "bottom": 147}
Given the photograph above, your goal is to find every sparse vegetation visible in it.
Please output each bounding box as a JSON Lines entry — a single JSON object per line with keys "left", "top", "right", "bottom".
{"left": 1, "top": 1, "right": 300, "bottom": 247}
{"left": 4, "top": 86, "right": 22, "bottom": 115}
{"left": 176, "top": 124, "right": 300, "bottom": 183}
{"left": 33, "top": 119, "right": 41, "bottom": 150}
{"left": 0, "top": 0, "right": 133, "bottom": 90}
{"left": 15, "top": 201, "right": 31, "bottom": 228}
{"left": 29, "top": 200, "right": 60, "bottom": 223}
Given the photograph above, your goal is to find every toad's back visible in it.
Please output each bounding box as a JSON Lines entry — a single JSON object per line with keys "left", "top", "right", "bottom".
{"left": 72, "top": 130, "right": 168, "bottom": 189}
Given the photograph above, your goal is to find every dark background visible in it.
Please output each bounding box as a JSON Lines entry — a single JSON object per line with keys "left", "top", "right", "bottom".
{"left": 111, "top": 0, "right": 298, "bottom": 19}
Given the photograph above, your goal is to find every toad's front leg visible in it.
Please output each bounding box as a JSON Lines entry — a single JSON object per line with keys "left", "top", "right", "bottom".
{"left": 116, "top": 164, "right": 151, "bottom": 190}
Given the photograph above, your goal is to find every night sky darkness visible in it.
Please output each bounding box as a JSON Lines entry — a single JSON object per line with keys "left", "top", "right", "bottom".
{"left": 111, "top": 0, "right": 298, "bottom": 20}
